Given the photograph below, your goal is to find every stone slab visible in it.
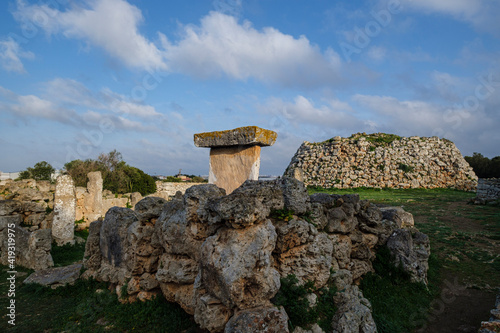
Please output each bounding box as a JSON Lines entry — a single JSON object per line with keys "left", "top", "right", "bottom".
{"left": 194, "top": 126, "right": 277, "bottom": 148}
{"left": 24, "top": 263, "right": 82, "bottom": 288}
{"left": 209, "top": 145, "right": 261, "bottom": 194}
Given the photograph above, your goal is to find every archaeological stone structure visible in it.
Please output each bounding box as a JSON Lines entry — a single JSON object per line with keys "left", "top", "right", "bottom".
{"left": 285, "top": 133, "right": 477, "bottom": 191}
{"left": 52, "top": 175, "right": 77, "bottom": 245}
{"left": 82, "top": 178, "right": 430, "bottom": 332}
{"left": 472, "top": 178, "right": 500, "bottom": 204}
{"left": 194, "top": 126, "right": 277, "bottom": 194}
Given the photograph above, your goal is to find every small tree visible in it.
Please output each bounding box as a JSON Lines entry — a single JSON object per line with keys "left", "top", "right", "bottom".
{"left": 19, "top": 161, "right": 55, "bottom": 181}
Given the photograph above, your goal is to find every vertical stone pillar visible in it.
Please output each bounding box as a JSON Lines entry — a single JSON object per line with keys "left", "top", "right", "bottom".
{"left": 85, "top": 171, "right": 103, "bottom": 223}
{"left": 52, "top": 175, "right": 76, "bottom": 245}
{"left": 194, "top": 126, "right": 277, "bottom": 194}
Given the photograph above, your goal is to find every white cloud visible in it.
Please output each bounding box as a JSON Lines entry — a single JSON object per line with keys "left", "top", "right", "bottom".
{"left": 13, "top": 2, "right": 345, "bottom": 87}
{"left": 0, "top": 86, "right": 80, "bottom": 124}
{"left": 162, "top": 12, "right": 343, "bottom": 87}
{"left": 41, "top": 78, "right": 161, "bottom": 118}
{"left": 367, "top": 46, "right": 386, "bottom": 61}
{"left": 396, "top": 0, "right": 500, "bottom": 37}
{"left": 0, "top": 37, "right": 34, "bottom": 73}
{"left": 14, "top": 0, "right": 167, "bottom": 71}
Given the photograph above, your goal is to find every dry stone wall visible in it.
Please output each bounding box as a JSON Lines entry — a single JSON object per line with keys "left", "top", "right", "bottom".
{"left": 473, "top": 178, "right": 500, "bottom": 204}
{"left": 285, "top": 133, "right": 477, "bottom": 191}
{"left": 82, "top": 178, "right": 430, "bottom": 333}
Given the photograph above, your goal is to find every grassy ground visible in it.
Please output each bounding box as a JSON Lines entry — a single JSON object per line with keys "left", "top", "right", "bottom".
{"left": 309, "top": 186, "right": 500, "bottom": 332}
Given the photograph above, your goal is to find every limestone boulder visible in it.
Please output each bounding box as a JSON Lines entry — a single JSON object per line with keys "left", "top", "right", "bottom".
{"left": 275, "top": 219, "right": 333, "bottom": 288}
{"left": 200, "top": 220, "right": 280, "bottom": 310}
{"left": 331, "top": 285, "right": 377, "bottom": 333}
{"left": 0, "top": 200, "right": 22, "bottom": 216}
{"left": 380, "top": 206, "right": 415, "bottom": 228}
{"left": 99, "top": 207, "right": 138, "bottom": 269}
{"left": 83, "top": 219, "right": 103, "bottom": 271}
{"left": 386, "top": 228, "right": 430, "bottom": 284}
{"left": 24, "top": 263, "right": 82, "bottom": 289}
{"left": 224, "top": 306, "right": 290, "bottom": 333}
{"left": 134, "top": 196, "right": 168, "bottom": 224}
{"left": 278, "top": 177, "right": 310, "bottom": 215}
{"left": 156, "top": 253, "right": 198, "bottom": 284}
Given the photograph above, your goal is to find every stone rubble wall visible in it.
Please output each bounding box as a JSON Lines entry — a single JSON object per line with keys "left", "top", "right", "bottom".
{"left": 82, "top": 178, "right": 430, "bottom": 333}
{"left": 285, "top": 133, "right": 477, "bottom": 191}
{"left": 474, "top": 178, "right": 500, "bottom": 204}
{"left": 0, "top": 202, "right": 53, "bottom": 270}
{"left": 478, "top": 293, "right": 500, "bottom": 333}
{"left": 153, "top": 181, "right": 204, "bottom": 200}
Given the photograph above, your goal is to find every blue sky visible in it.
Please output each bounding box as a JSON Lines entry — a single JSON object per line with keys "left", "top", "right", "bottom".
{"left": 1, "top": 0, "right": 499, "bottom": 176}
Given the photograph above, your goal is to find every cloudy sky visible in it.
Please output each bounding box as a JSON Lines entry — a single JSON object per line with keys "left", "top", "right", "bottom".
{"left": 1, "top": 0, "right": 499, "bottom": 176}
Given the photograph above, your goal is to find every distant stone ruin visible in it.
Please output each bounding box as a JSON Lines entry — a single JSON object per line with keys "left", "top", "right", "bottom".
{"left": 472, "top": 178, "right": 500, "bottom": 204}
{"left": 285, "top": 133, "right": 477, "bottom": 191}
{"left": 82, "top": 178, "right": 430, "bottom": 332}
{"left": 194, "top": 126, "right": 277, "bottom": 194}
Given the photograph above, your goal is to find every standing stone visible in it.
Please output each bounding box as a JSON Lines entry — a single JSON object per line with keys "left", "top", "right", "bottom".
{"left": 194, "top": 126, "right": 277, "bottom": 194}
{"left": 52, "top": 175, "right": 76, "bottom": 245}
{"left": 84, "top": 171, "right": 103, "bottom": 223}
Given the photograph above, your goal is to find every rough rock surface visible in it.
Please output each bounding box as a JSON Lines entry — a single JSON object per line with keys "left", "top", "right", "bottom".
{"left": 83, "top": 178, "right": 429, "bottom": 332}
{"left": 386, "top": 228, "right": 431, "bottom": 284}
{"left": 52, "top": 175, "right": 76, "bottom": 245}
{"left": 285, "top": 133, "right": 477, "bottom": 191}
{"left": 224, "top": 306, "right": 290, "bottom": 333}
{"left": 194, "top": 126, "right": 277, "bottom": 147}
{"left": 24, "top": 263, "right": 82, "bottom": 288}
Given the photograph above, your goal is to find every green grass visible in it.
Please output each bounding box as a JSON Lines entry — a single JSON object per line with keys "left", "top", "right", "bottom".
{"left": 0, "top": 266, "right": 197, "bottom": 333}
{"left": 359, "top": 247, "right": 440, "bottom": 333}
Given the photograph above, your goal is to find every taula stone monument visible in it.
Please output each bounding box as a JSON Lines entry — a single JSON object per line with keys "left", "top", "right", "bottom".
{"left": 194, "top": 126, "right": 277, "bottom": 194}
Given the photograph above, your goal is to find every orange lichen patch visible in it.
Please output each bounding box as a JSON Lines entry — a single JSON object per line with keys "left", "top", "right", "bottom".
{"left": 194, "top": 126, "right": 277, "bottom": 147}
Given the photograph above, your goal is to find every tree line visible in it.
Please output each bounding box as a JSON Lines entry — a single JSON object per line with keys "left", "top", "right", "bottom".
{"left": 465, "top": 153, "right": 500, "bottom": 178}
{"left": 19, "top": 150, "right": 157, "bottom": 196}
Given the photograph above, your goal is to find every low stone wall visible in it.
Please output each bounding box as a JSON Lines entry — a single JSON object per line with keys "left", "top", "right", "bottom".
{"left": 476, "top": 178, "right": 500, "bottom": 202}
{"left": 82, "top": 179, "right": 430, "bottom": 332}
{"left": 0, "top": 204, "right": 53, "bottom": 270}
{"left": 285, "top": 133, "right": 477, "bottom": 191}
{"left": 153, "top": 181, "right": 204, "bottom": 200}
{"left": 478, "top": 293, "right": 500, "bottom": 332}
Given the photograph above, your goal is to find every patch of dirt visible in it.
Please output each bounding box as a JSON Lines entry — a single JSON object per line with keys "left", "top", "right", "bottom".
{"left": 423, "top": 280, "right": 496, "bottom": 333}
{"left": 415, "top": 199, "right": 499, "bottom": 333}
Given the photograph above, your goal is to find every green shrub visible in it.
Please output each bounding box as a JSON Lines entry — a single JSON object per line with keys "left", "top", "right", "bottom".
{"left": 398, "top": 163, "right": 414, "bottom": 173}
{"left": 272, "top": 274, "right": 337, "bottom": 331}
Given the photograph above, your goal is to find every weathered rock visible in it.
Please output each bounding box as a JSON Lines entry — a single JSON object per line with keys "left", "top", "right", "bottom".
{"left": 194, "top": 126, "right": 277, "bottom": 147}
{"left": 83, "top": 219, "right": 103, "bottom": 271}
{"left": 159, "top": 282, "right": 196, "bottom": 314}
{"left": 279, "top": 177, "right": 310, "bottom": 214}
{"left": 224, "top": 306, "right": 290, "bottom": 333}
{"left": 0, "top": 200, "right": 22, "bottom": 216}
{"left": 84, "top": 171, "right": 103, "bottom": 223}
{"left": 386, "top": 228, "right": 430, "bottom": 284}
{"left": 24, "top": 263, "right": 82, "bottom": 289}
{"left": 276, "top": 220, "right": 333, "bottom": 288}
{"left": 379, "top": 206, "right": 414, "bottom": 228}
{"left": 156, "top": 253, "right": 198, "bottom": 284}
{"left": 134, "top": 196, "right": 168, "bottom": 224}
{"left": 331, "top": 285, "right": 377, "bottom": 333}
{"left": 0, "top": 226, "right": 53, "bottom": 270}
{"left": 130, "top": 192, "right": 143, "bottom": 208}
{"left": 99, "top": 207, "right": 138, "bottom": 269}
{"left": 200, "top": 220, "right": 280, "bottom": 309}
{"left": 52, "top": 175, "right": 76, "bottom": 245}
